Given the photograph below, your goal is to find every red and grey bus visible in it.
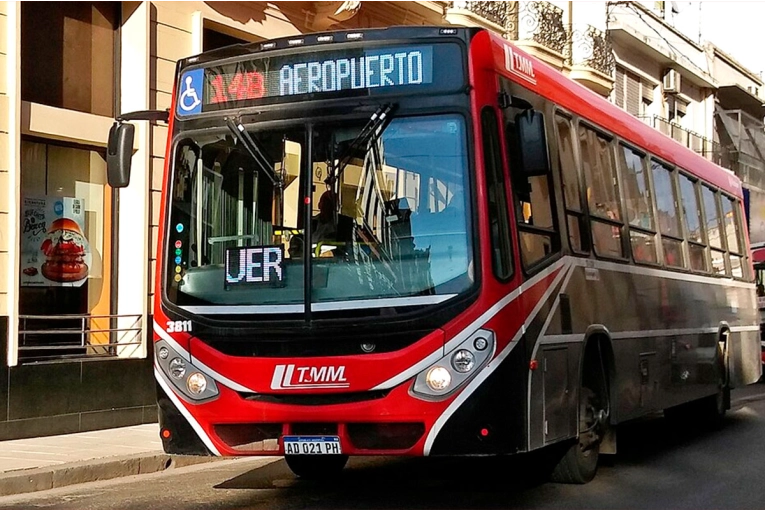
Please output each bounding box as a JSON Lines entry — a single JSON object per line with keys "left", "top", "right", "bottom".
{"left": 107, "top": 26, "right": 762, "bottom": 483}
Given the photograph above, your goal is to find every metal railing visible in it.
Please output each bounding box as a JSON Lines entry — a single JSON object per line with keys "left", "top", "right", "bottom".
{"left": 716, "top": 108, "right": 765, "bottom": 161}
{"left": 19, "top": 313, "right": 143, "bottom": 362}
{"left": 510, "top": 1, "right": 568, "bottom": 55}
{"left": 447, "top": 1, "right": 509, "bottom": 28}
{"left": 565, "top": 24, "right": 615, "bottom": 77}
{"left": 636, "top": 115, "right": 727, "bottom": 165}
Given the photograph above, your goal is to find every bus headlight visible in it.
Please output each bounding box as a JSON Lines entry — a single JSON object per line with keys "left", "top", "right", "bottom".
{"left": 451, "top": 349, "right": 476, "bottom": 373}
{"left": 411, "top": 329, "right": 495, "bottom": 400}
{"left": 169, "top": 358, "right": 186, "bottom": 379}
{"left": 156, "top": 340, "right": 219, "bottom": 402}
{"left": 187, "top": 372, "right": 208, "bottom": 395}
{"left": 426, "top": 366, "right": 452, "bottom": 391}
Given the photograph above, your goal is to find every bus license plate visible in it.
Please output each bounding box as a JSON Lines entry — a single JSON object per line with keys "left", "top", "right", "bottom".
{"left": 283, "top": 435, "right": 342, "bottom": 455}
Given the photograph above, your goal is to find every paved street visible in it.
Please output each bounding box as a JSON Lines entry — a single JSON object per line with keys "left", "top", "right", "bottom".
{"left": 2, "top": 384, "right": 765, "bottom": 510}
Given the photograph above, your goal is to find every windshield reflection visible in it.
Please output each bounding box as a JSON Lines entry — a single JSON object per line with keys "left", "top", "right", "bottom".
{"left": 166, "top": 114, "right": 473, "bottom": 312}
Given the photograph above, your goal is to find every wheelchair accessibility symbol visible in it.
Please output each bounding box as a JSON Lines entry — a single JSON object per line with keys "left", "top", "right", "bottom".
{"left": 177, "top": 69, "right": 203, "bottom": 116}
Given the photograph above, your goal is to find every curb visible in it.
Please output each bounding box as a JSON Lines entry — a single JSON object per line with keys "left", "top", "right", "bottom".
{"left": 0, "top": 453, "right": 223, "bottom": 497}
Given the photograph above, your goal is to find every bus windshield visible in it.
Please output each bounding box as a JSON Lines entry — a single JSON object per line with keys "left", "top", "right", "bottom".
{"left": 165, "top": 114, "right": 473, "bottom": 313}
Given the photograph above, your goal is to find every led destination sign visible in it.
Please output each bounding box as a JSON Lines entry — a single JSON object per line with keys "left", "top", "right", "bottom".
{"left": 277, "top": 48, "right": 432, "bottom": 96}
{"left": 176, "top": 43, "right": 461, "bottom": 116}
{"left": 225, "top": 246, "right": 284, "bottom": 286}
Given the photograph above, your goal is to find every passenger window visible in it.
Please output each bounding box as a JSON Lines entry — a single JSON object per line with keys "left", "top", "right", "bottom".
{"left": 701, "top": 186, "right": 727, "bottom": 275}
{"left": 618, "top": 145, "right": 657, "bottom": 264}
{"left": 651, "top": 161, "right": 684, "bottom": 268}
{"left": 579, "top": 126, "right": 623, "bottom": 259}
{"left": 556, "top": 114, "right": 588, "bottom": 253}
{"left": 678, "top": 174, "right": 708, "bottom": 272}
{"left": 579, "top": 127, "right": 621, "bottom": 221}
{"left": 481, "top": 108, "right": 513, "bottom": 281}
{"left": 505, "top": 114, "right": 559, "bottom": 271}
{"left": 722, "top": 196, "right": 744, "bottom": 278}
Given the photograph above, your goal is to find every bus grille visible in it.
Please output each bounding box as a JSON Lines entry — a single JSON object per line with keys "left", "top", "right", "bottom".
{"left": 239, "top": 390, "right": 389, "bottom": 406}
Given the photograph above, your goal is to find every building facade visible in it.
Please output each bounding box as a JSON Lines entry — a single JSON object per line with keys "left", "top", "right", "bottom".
{"left": 0, "top": 1, "right": 762, "bottom": 440}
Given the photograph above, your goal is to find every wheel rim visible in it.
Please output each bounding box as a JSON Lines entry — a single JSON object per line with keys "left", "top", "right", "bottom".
{"left": 579, "top": 387, "right": 606, "bottom": 453}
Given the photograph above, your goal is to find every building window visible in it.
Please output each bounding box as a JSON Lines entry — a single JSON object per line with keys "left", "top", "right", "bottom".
{"left": 21, "top": 2, "right": 119, "bottom": 117}
{"left": 203, "top": 27, "right": 249, "bottom": 51}
{"left": 18, "top": 140, "right": 118, "bottom": 362}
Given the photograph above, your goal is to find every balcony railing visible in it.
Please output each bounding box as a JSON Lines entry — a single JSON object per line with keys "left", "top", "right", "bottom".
{"left": 565, "top": 24, "right": 615, "bottom": 77}
{"left": 446, "top": 2, "right": 615, "bottom": 78}
{"left": 448, "top": 1, "right": 509, "bottom": 28}
{"left": 637, "top": 115, "right": 727, "bottom": 166}
{"left": 509, "top": 1, "right": 568, "bottom": 55}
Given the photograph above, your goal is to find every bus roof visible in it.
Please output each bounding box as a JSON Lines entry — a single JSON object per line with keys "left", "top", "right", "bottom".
{"left": 473, "top": 30, "right": 743, "bottom": 199}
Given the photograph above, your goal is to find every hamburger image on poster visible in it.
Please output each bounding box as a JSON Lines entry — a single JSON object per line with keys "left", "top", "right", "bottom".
{"left": 39, "top": 218, "right": 89, "bottom": 283}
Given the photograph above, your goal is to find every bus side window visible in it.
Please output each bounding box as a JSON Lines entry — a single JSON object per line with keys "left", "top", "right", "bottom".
{"left": 619, "top": 145, "right": 658, "bottom": 265}
{"left": 506, "top": 115, "right": 560, "bottom": 271}
{"left": 481, "top": 107, "right": 514, "bottom": 281}
{"left": 651, "top": 161, "right": 685, "bottom": 269}
{"left": 701, "top": 185, "right": 727, "bottom": 275}
{"left": 578, "top": 125, "right": 625, "bottom": 260}
{"left": 555, "top": 114, "right": 588, "bottom": 253}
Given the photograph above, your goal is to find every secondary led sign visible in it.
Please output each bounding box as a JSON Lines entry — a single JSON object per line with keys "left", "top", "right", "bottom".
{"left": 225, "top": 246, "right": 284, "bottom": 286}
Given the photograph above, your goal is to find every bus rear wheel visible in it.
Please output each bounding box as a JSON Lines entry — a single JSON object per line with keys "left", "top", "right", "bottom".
{"left": 284, "top": 455, "right": 348, "bottom": 479}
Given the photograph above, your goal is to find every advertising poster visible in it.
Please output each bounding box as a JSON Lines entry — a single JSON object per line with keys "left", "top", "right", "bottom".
{"left": 20, "top": 196, "right": 91, "bottom": 287}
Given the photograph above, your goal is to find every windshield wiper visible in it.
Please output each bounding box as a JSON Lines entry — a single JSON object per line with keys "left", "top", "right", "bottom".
{"left": 325, "top": 103, "right": 396, "bottom": 186}
{"left": 224, "top": 117, "right": 280, "bottom": 187}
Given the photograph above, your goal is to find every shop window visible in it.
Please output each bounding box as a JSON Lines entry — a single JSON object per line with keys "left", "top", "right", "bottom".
{"left": 18, "top": 140, "right": 119, "bottom": 362}
{"left": 21, "top": 2, "right": 119, "bottom": 117}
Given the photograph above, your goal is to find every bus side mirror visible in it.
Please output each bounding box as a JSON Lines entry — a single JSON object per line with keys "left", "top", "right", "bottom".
{"left": 516, "top": 109, "right": 550, "bottom": 177}
{"left": 107, "top": 122, "right": 135, "bottom": 188}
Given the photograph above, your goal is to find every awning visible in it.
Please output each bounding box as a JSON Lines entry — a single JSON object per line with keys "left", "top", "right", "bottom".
{"left": 717, "top": 84, "right": 764, "bottom": 118}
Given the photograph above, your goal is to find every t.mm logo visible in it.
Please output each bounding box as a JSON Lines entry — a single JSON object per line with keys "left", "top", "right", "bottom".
{"left": 504, "top": 46, "right": 536, "bottom": 85}
{"left": 271, "top": 364, "right": 349, "bottom": 390}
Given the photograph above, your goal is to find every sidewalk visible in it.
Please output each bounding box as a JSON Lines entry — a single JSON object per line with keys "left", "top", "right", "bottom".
{"left": 0, "top": 423, "right": 219, "bottom": 497}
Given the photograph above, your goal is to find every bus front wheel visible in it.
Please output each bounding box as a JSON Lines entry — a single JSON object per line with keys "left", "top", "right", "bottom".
{"left": 550, "top": 386, "right": 605, "bottom": 484}
{"left": 284, "top": 455, "right": 348, "bottom": 479}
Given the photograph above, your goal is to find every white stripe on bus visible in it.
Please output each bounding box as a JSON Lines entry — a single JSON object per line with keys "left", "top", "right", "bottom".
{"left": 155, "top": 367, "right": 221, "bottom": 456}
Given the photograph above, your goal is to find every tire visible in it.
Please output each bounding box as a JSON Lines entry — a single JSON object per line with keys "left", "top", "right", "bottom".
{"left": 284, "top": 455, "right": 348, "bottom": 479}
{"left": 550, "top": 387, "right": 604, "bottom": 484}
{"left": 550, "top": 437, "right": 599, "bottom": 484}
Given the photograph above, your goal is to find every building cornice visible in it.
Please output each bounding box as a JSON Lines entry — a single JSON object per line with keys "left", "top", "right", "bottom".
{"left": 707, "top": 42, "right": 763, "bottom": 86}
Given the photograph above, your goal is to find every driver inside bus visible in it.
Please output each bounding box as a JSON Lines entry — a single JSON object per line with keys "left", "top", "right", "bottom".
{"left": 312, "top": 190, "right": 337, "bottom": 244}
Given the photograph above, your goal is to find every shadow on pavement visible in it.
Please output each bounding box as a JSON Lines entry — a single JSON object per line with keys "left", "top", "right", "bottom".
{"left": 212, "top": 403, "right": 762, "bottom": 509}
